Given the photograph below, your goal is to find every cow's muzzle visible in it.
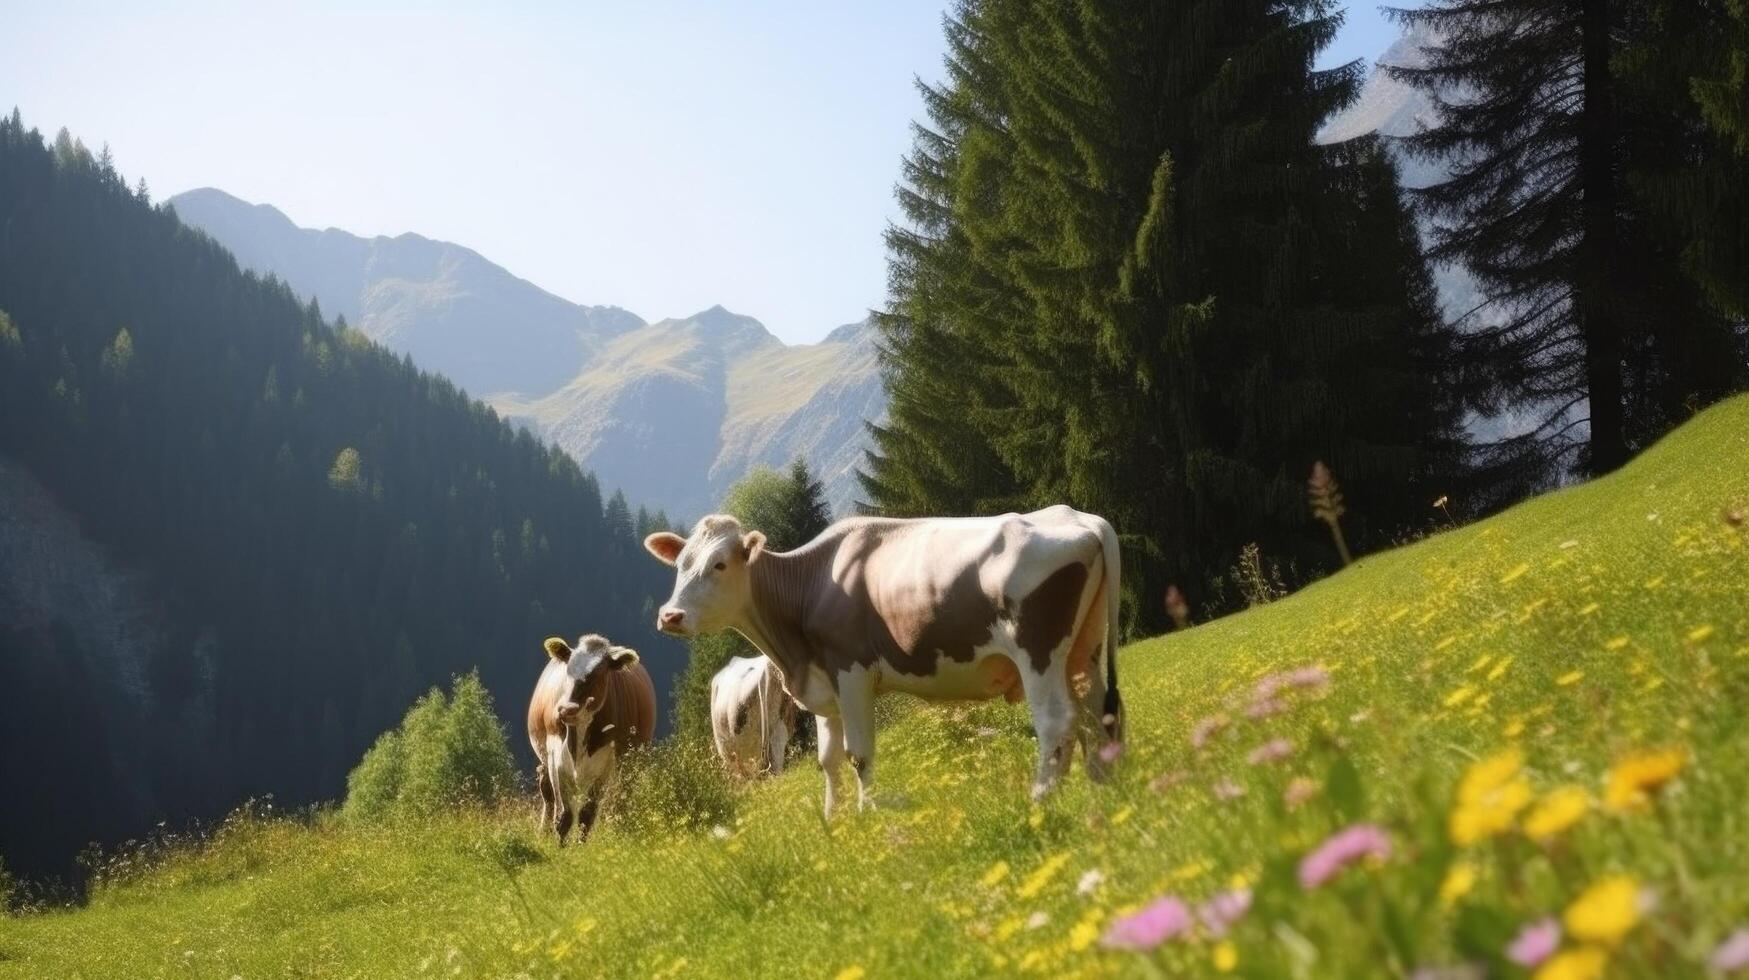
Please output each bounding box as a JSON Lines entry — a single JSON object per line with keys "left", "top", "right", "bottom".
{"left": 657, "top": 608, "right": 691, "bottom": 636}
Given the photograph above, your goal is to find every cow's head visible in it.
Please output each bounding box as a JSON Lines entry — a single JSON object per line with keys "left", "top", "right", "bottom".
{"left": 643, "top": 514, "right": 765, "bottom": 637}
{"left": 544, "top": 634, "right": 640, "bottom": 725}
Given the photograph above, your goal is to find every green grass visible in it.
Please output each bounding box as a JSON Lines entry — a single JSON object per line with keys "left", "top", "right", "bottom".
{"left": 4, "top": 397, "right": 1747, "bottom": 979}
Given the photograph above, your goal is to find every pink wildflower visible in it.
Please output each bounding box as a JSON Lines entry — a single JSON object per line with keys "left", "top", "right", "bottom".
{"left": 1213, "top": 778, "right": 1247, "bottom": 801}
{"left": 1101, "top": 896, "right": 1192, "bottom": 951}
{"left": 1099, "top": 741, "right": 1125, "bottom": 764}
{"left": 1506, "top": 917, "right": 1560, "bottom": 968}
{"left": 1150, "top": 770, "right": 1190, "bottom": 793}
{"left": 1196, "top": 889, "right": 1253, "bottom": 937}
{"left": 1253, "top": 665, "right": 1330, "bottom": 701}
{"left": 1247, "top": 738, "right": 1294, "bottom": 765}
{"left": 1298, "top": 823, "right": 1392, "bottom": 889}
{"left": 1284, "top": 777, "right": 1319, "bottom": 809}
{"left": 1245, "top": 697, "right": 1287, "bottom": 719}
{"left": 1713, "top": 929, "right": 1749, "bottom": 973}
{"left": 1191, "top": 714, "right": 1229, "bottom": 748}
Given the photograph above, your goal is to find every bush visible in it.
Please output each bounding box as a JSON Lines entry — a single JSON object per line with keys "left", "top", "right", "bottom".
{"left": 342, "top": 671, "right": 518, "bottom": 822}
{"left": 609, "top": 738, "right": 736, "bottom": 834}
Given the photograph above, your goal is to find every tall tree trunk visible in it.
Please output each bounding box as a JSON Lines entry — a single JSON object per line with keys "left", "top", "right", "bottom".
{"left": 1579, "top": 0, "right": 1629, "bottom": 473}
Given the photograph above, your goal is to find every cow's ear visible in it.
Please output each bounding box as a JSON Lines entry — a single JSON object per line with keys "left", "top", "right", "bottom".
{"left": 543, "top": 637, "right": 572, "bottom": 662}
{"left": 741, "top": 530, "right": 766, "bottom": 563}
{"left": 607, "top": 646, "right": 640, "bottom": 670}
{"left": 645, "top": 532, "right": 685, "bottom": 567}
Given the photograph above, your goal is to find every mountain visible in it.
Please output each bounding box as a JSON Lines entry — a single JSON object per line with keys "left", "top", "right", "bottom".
{"left": 0, "top": 120, "right": 680, "bottom": 879}
{"left": 491, "top": 309, "right": 883, "bottom": 521}
{"left": 169, "top": 189, "right": 887, "bottom": 520}
{"left": 167, "top": 188, "right": 643, "bottom": 397}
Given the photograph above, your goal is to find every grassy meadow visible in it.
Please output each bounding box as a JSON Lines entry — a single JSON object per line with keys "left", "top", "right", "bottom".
{"left": 3, "top": 396, "right": 1747, "bottom": 979}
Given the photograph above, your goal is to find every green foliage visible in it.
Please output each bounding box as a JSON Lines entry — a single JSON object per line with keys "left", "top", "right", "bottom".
{"left": 343, "top": 672, "right": 518, "bottom": 822}
{"left": 326, "top": 446, "right": 364, "bottom": 493}
{"left": 341, "top": 729, "right": 406, "bottom": 823}
{"left": 98, "top": 327, "right": 133, "bottom": 377}
{"left": 609, "top": 736, "right": 736, "bottom": 835}
{"left": 867, "top": 0, "right": 1467, "bottom": 623}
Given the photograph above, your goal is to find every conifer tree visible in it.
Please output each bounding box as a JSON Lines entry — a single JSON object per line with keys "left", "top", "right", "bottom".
{"left": 867, "top": 0, "right": 1466, "bottom": 622}
{"left": 1390, "top": 1, "right": 1746, "bottom": 475}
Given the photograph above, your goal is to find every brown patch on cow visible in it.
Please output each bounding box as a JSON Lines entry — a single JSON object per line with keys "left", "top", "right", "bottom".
{"left": 880, "top": 564, "right": 998, "bottom": 676}
{"left": 1016, "top": 562, "right": 1089, "bottom": 673}
{"left": 584, "top": 662, "right": 657, "bottom": 756}
{"left": 1064, "top": 572, "right": 1108, "bottom": 698}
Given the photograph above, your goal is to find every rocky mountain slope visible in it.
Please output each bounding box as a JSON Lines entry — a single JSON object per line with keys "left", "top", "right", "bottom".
{"left": 169, "top": 189, "right": 884, "bottom": 519}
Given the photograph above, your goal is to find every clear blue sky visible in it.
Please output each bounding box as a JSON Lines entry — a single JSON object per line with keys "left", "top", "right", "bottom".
{"left": 2, "top": 1, "right": 1407, "bottom": 344}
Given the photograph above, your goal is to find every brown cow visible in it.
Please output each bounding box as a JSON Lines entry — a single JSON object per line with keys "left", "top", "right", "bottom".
{"left": 527, "top": 634, "right": 655, "bottom": 843}
{"left": 644, "top": 505, "right": 1122, "bottom": 816}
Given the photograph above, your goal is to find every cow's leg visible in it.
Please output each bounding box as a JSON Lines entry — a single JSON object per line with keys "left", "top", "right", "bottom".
{"left": 1019, "top": 660, "right": 1077, "bottom": 801}
{"left": 535, "top": 761, "right": 554, "bottom": 829}
{"left": 766, "top": 710, "right": 790, "bottom": 776}
{"left": 814, "top": 711, "right": 846, "bottom": 819}
{"left": 576, "top": 781, "right": 603, "bottom": 841}
{"left": 1074, "top": 653, "right": 1113, "bottom": 784}
{"left": 547, "top": 744, "right": 576, "bottom": 845}
{"left": 836, "top": 672, "right": 878, "bottom": 811}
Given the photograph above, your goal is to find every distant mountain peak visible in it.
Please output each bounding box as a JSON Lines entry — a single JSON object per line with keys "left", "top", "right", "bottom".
{"left": 173, "top": 188, "right": 887, "bottom": 518}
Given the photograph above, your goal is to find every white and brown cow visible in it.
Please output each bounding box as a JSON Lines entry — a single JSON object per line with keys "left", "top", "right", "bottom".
{"left": 527, "top": 634, "right": 655, "bottom": 844}
{"left": 644, "top": 506, "right": 1123, "bottom": 815}
{"left": 710, "top": 655, "right": 796, "bottom": 778}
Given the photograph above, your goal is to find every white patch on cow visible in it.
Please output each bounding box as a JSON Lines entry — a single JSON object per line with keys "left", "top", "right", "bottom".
{"left": 710, "top": 656, "right": 791, "bottom": 778}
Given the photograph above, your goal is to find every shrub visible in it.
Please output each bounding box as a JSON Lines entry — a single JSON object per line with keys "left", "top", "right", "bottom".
{"left": 342, "top": 671, "right": 518, "bottom": 822}
{"left": 610, "top": 737, "right": 736, "bottom": 834}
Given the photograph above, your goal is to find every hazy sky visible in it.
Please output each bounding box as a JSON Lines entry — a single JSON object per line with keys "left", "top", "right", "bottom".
{"left": 2, "top": 2, "right": 1405, "bottom": 344}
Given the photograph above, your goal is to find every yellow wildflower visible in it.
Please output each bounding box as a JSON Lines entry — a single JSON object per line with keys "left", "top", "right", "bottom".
{"left": 1111, "top": 805, "right": 1134, "bottom": 826}
{"left": 1500, "top": 562, "right": 1531, "bottom": 584}
{"left": 980, "top": 861, "right": 1011, "bottom": 887}
{"left": 1016, "top": 853, "right": 1071, "bottom": 899}
{"left": 1503, "top": 717, "right": 1527, "bottom": 738}
{"left": 1604, "top": 748, "right": 1686, "bottom": 812}
{"left": 1556, "top": 670, "right": 1584, "bottom": 686}
{"left": 1068, "top": 912, "right": 1102, "bottom": 952}
{"left": 1445, "top": 685, "right": 1476, "bottom": 707}
{"left": 1212, "top": 941, "right": 1239, "bottom": 973}
{"left": 1604, "top": 635, "right": 1630, "bottom": 651}
{"left": 1524, "top": 785, "right": 1590, "bottom": 841}
{"left": 1687, "top": 625, "right": 1716, "bottom": 643}
{"left": 1439, "top": 862, "right": 1478, "bottom": 906}
{"left": 1534, "top": 947, "right": 1608, "bottom": 980}
{"left": 834, "top": 967, "right": 867, "bottom": 980}
{"left": 1449, "top": 748, "right": 1532, "bottom": 844}
{"left": 1564, "top": 875, "right": 1643, "bottom": 945}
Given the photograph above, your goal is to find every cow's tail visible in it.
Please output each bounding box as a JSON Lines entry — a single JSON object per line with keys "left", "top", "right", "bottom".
{"left": 1095, "top": 514, "right": 1124, "bottom": 744}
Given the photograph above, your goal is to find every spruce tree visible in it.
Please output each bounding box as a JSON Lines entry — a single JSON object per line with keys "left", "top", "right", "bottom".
{"left": 780, "top": 458, "right": 832, "bottom": 545}
{"left": 867, "top": 0, "right": 1466, "bottom": 622}
{"left": 1390, "top": 1, "right": 1745, "bottom": 475}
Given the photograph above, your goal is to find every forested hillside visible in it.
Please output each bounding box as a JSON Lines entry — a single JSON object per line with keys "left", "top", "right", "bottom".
{"left": 0, "top": 114, "right": 682, "bottom": 881}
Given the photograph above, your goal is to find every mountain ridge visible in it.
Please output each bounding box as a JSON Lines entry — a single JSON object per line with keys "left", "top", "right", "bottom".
{"left": 169, "top": 188, "right": 886, "bottom": 519}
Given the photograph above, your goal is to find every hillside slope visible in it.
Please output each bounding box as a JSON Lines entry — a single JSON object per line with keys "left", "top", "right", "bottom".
{"left": 5, "top": 395, "right": 1744, "bottom": 977}
{"left": 169, "top": 189, "right": 887, "bottom": 518}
